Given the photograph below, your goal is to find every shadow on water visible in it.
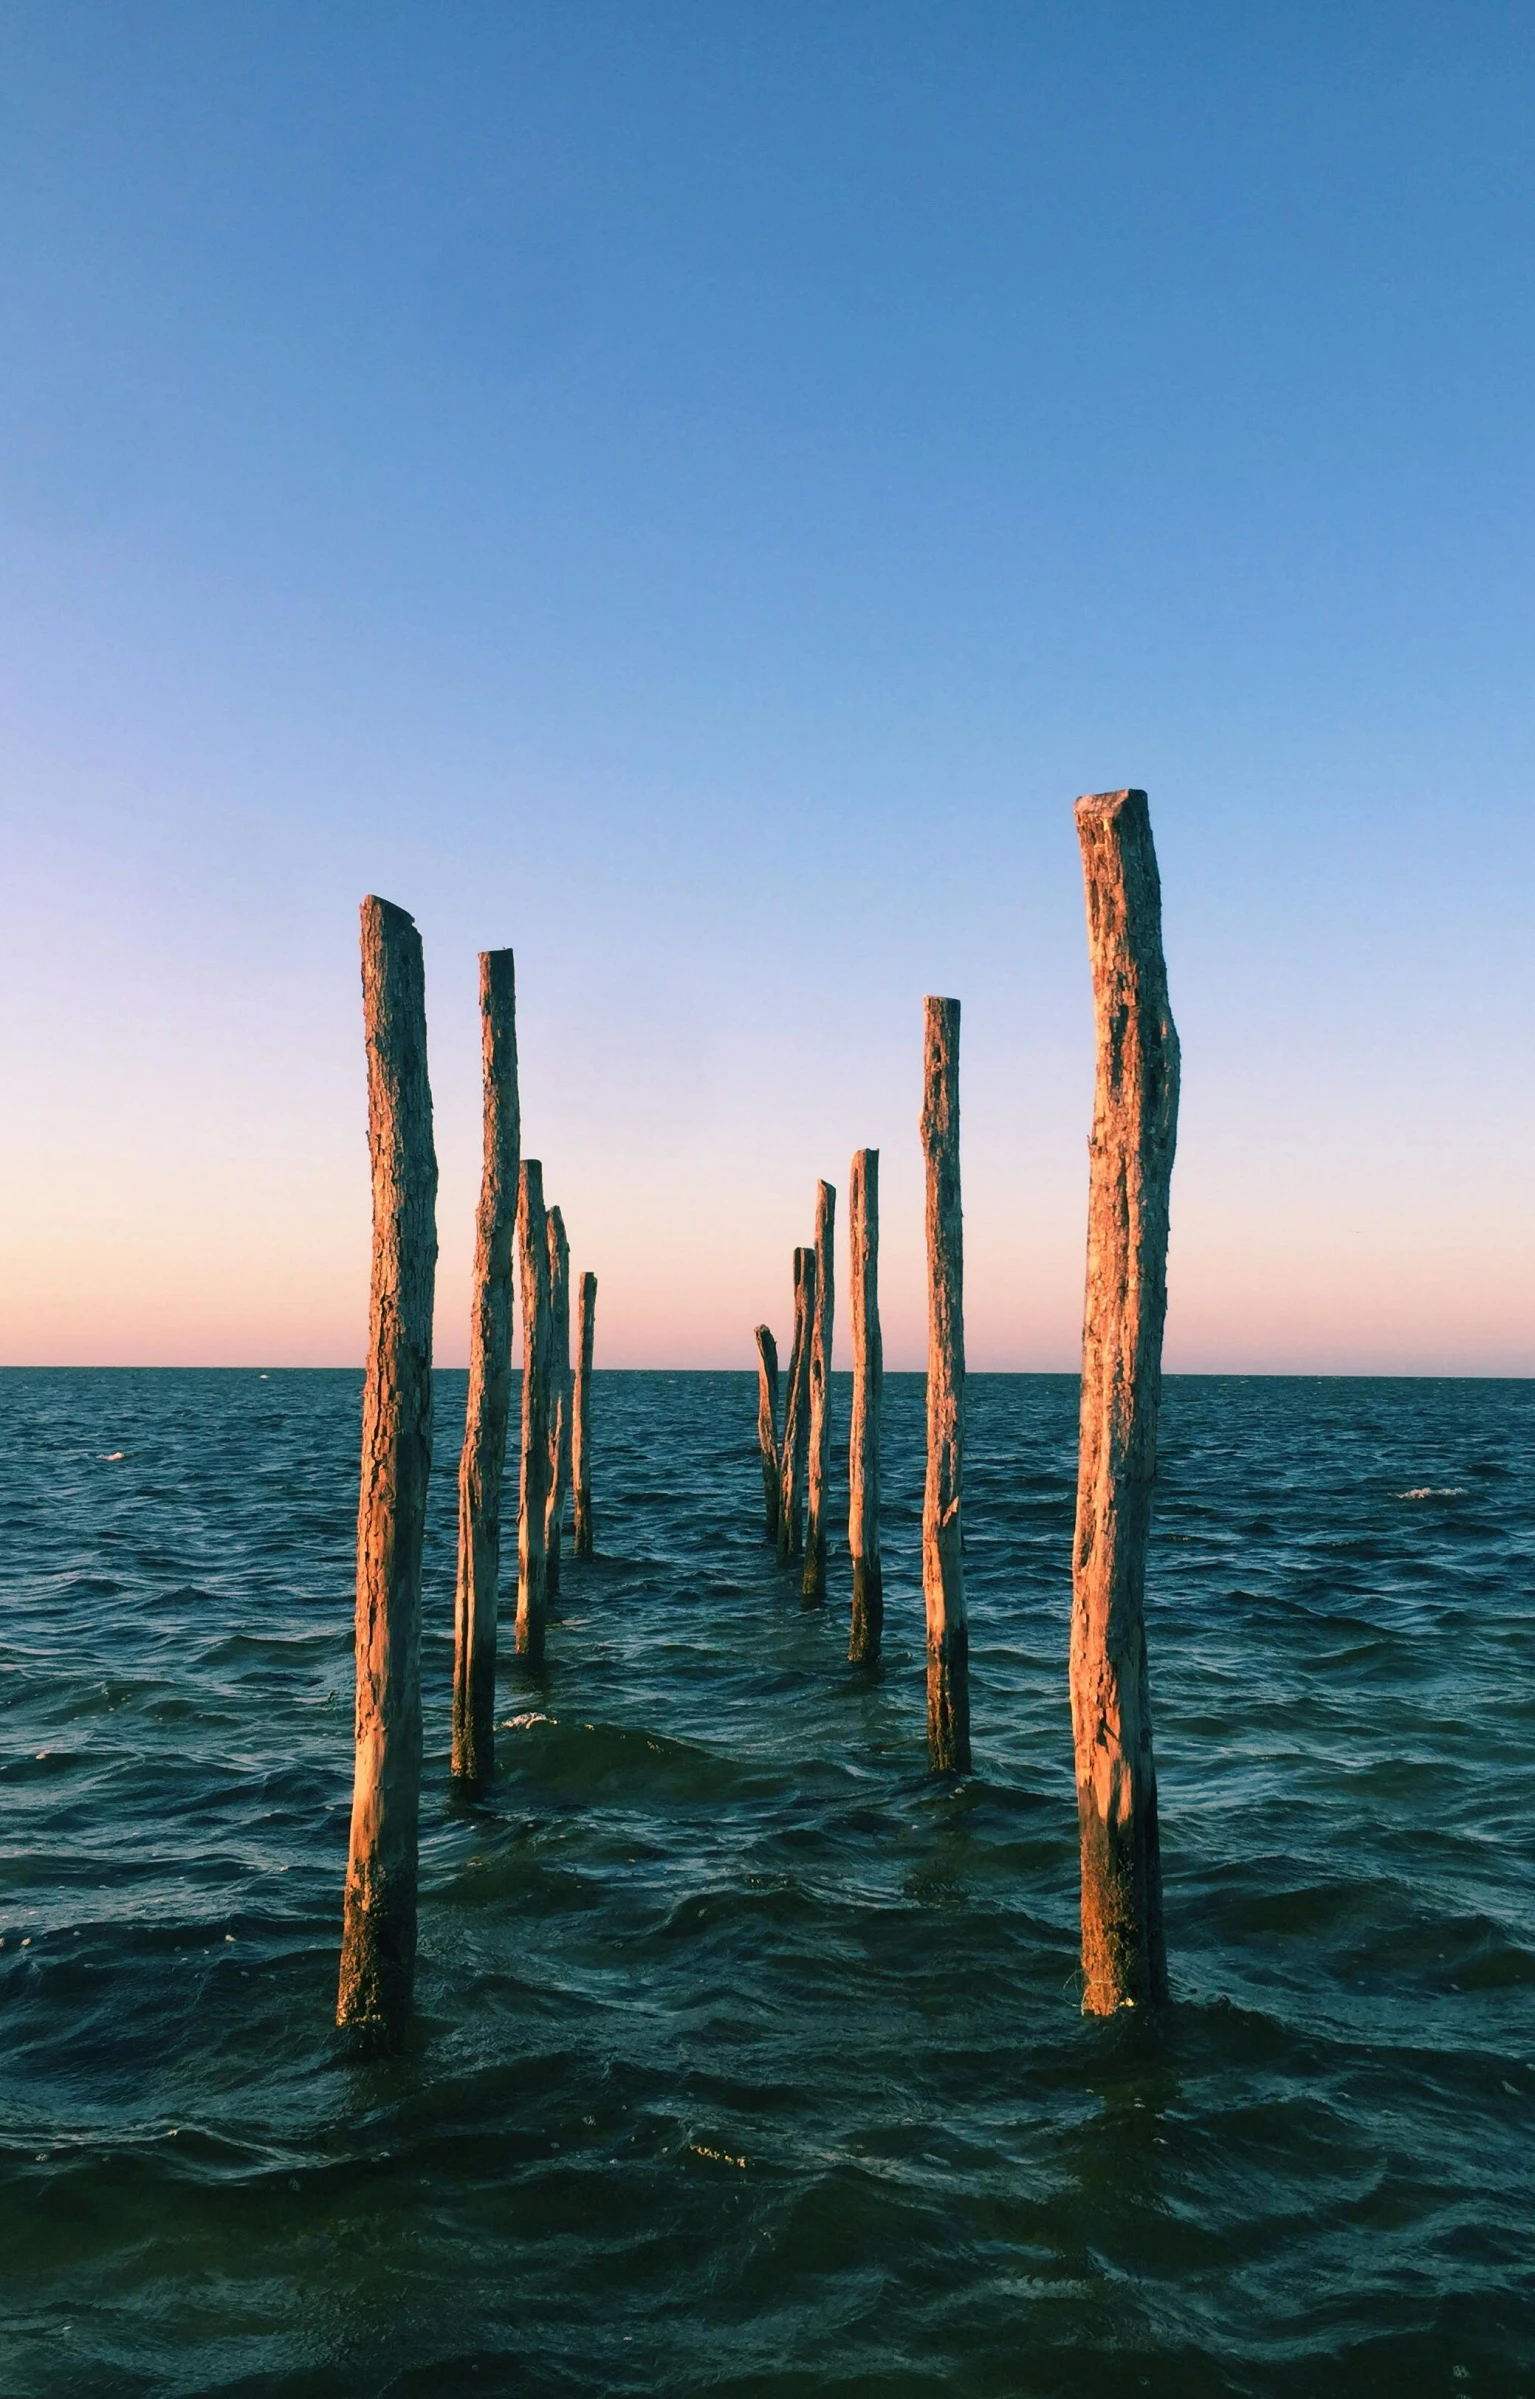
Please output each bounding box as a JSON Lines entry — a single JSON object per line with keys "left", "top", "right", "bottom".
{"left": 0, "top": 1367, "right": 1532, "bottom": 2394}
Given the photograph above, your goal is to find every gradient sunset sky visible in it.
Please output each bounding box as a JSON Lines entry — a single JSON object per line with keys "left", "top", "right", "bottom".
{"left": 3, "top": 4, "right": 1532, "bottom": 1373}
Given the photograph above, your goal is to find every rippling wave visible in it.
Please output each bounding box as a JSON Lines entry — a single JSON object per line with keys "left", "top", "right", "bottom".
{"left": 1, "top": 1369, "right": 1532, "bottom": 2395}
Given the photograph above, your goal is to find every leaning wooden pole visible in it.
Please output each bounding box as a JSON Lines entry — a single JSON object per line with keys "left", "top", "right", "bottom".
{"left": 776, "top": 1247, "right": 815, "bottom": 1565}
{"left": 337, "top": 897, "right": 438, "bottom": 2042}
{"left": 1070, "top": 788, "right": 1179, "bottom": 2015}
{"left": 543, "top": 1204, "right": 572, "bottom": 1597}
{"left": 451, "top": 949, "right": 519, "bottom": 1788}
{"left": 572, "top": 1270, "right": 597, "bottom": 1557}
{"left": 921, "top": 996, "right": 969, "bottom": 1772}
{"left": 754, "top": 1324, "right": 780, "bottom": 1544}
{"left": 847, "top": 1147, "right": 883, "bottom": 1663}
{"left": 515, "top": 1160, "right": 554, "bottom": 1665}
{"left": 802, "top": 1180, "right": 836, "bottom": 1604}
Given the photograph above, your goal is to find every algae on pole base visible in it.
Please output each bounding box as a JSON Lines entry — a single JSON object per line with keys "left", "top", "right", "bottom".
{"left": 451, "top": 949, "right": 519, "bottom": 1789}
{"left": 515, "top": 1160, "right": 555, "bottom": 1665}
{"left": 543, "top": 1205, "right": 572, "bottom": 1597}
{"left": 847, "top": 1147, "right": 883, "bottom": 1664}
{"left": 572, "top": 1271, "right": 597, "bottom": 1559}
{"left": 776, "top": 1247, "right": 815, "bottom": 1565}
{"left": 802, "top": 1181, "right": 836, "bottom": 1606}
{"left": 920, "top": 997, "right": 969, "bottom": 1773}
{"left": 1070, "top": 788, "right": 1179, "bottom": 2016}
{"left": 337, "top": 897, "right": 438, "bottom": 2044}
{"left": 754, "top": 1324, "right": 780, "bottom": 1544}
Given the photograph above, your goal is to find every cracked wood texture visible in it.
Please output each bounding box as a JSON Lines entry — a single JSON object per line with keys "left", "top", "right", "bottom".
{"left": 847, "top": 1147, "right": 883, "bottom": 1664}
{"left": 802, "top": 1181, "right": 836, "bottom": 1605}
{"left": 572, "top": 1271, "right": 597, "bottom": 1557}
{"left": 754, "top": 1324, "right": 779, "bottom": 1544}
{"left": 1071, "top": 787, "right": 1179, "bottom": 2016}
{"left": 543, "top": 1205, "right": 572, "bottom": 1596}
{"left": 776, "top": 1247, "right": 815, "bottom": 1565}
{"left": 451, "top": 949, "right": 519, "bottom": 1789}
{"left": 337, "top": 897, "right": 438, "bottom": 2043}
{"left": 515, "top": 1159, "right": 555, "bottom": 1665}
{"left": 921, "top": 997, "right": 970, "bottom": 1772}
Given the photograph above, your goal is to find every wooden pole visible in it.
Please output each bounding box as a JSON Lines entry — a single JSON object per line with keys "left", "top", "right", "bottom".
{"left": 337, "top": 897, "right": 438, "bottom": 2042}
{"left": 572, "top": 1270, "right": 597, "bottom": 1557}
{"left": 1071, "top": 788, "right": 1179, "bottom": 2015}
{"left": 802, "top": 1181, "right": 836, "bottom": 1604}
{"left": 543, "top": 1204, "right": 571, "bottom": 1597}
{"left": 847, "top": 1146, "right": 883, "bottom": 1663}
{"left": 451, "top": 949, "right": 518, "bottom": 1788}
{"left": 754, "top": 1325, "right": 780, "bottom": 1543}
{"left": 776, "top": 1247, "right": 815, "bottom": 1565}
{"left": 921, "top": 996, "right": 969, "bottom": 1772}
{"left": 515, "top": 1159, "right": 554, "bottom": 1665}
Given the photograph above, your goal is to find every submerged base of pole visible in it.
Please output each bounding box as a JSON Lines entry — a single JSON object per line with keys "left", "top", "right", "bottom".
{"left": 1077, "top": 1787, "right": 1168, "bottom": 2015}
{"left": 848, "top": 1558, "right": 883, "bottom": 1663}
{"left": 337, "top": 1861, "right": 417, "bottom": 2047}
{"left": 926, "top": 1626, "right": 971, "bottom": 1773}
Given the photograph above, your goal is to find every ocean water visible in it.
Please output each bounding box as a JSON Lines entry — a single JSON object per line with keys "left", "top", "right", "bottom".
{"left": 1, "top": 1367, "right": 1532, "bottom": 2398}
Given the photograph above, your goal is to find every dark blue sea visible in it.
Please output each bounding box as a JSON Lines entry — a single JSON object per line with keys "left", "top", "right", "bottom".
{"left": 2, "top": 1369, "right": 1532, "bottom": 2397}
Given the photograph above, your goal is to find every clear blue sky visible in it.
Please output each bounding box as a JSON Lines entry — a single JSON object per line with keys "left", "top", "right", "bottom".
{"left": 2, "top": 3, "right": 1532, "bottom": 1369}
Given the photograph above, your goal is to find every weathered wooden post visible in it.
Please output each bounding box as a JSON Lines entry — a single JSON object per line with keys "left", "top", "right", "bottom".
{"left": 451, "top": 949, "right": 519, "bottom": 1789}
{"left": 515, "top": 1159, "right": 554, "bottom": 1665}
{"left": 572, "top": 1270, "right": 597, "bottom": 1557}
{"left": 802, "top": 1181, "right": 836, "bottom": 1604}
{"left": 754, "top": 1325, "right": 780, "bottom": 1543}
{"left": 337, "top": 897, "right": 438, "bottom": 2043}
{"left": 1070, "top": 788, "right": 1179, "bottom": 2015}
{"left": 847, "top": 1147, "right": 883, "bottom": 1663}
{"left": 776, "top": 1247, "right": 815, "bottom": 1565}
{"left": 921, "top": 996, "right": 969, "bottom": 1772}
{"left": 543, "top": 1204, "right": 572, "bottom": 1596}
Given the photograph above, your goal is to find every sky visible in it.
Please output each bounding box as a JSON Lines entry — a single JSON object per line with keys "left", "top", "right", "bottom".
{"left": 2, "top": 1, "right": 1532, "bottom": 1374}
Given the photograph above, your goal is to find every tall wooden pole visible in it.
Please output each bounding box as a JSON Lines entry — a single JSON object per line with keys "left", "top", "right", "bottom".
{"left": 754, "top": 1324, "right": 780, "bottom": 1544}
{"left": 451, "top": 949, "right": 518, "bottom": 1789}
{"left": 802, "top": 1181, "right": 836, "bottom": 1605}
{"left": 543, "top": 1204, "right": 571, "bottom": 1597}
{"left": 776, "top": 1247, "right": 815, "bottom": 1565}
{"left": 847, "top": 1147, "right": 883, "bottom": 1663}
{"left": 921, "top": 996, "right": 969, "bottom": 1772}
{"left": 1071, "top": 788, "right": 1179, "bottom": 2015}
{"left": 337, "top": 897, "right": 438, "bottom": 2042}
{"left": 572, "top": 1270, "right": 597, "bottom": 1557}
{"left": 515, "top": 1160, "right": 554, "bottom": 1665}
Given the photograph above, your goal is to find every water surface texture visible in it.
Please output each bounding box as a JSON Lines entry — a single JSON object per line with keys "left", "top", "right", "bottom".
{"left": 2, "top": 1369, "right": 1532, "bottom": 2397}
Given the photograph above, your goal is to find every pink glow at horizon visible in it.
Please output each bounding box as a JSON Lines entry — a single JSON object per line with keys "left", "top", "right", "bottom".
{"left": 3, "top": 909, "right": 1530, "bottom": 1377}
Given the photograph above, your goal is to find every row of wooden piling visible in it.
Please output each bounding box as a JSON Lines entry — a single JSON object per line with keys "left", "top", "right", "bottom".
{"left": 751, "top": 789, "right": 1178, "bottom": 2018}
{"left": 337, "top": 923, "right": 598, "bottom": 2043}
{"left": 337, "top": 784, "right": 1177, "bottom": 2042}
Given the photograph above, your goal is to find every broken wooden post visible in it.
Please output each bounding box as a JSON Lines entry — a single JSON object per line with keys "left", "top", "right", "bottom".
{"left": 802, "top": 1181, "right": 836, "bottom": 1604}
{"left": 776, "top": 1247, "right": 815, "bottom": 1565}
{"left": 572, "top": 1270, "right": 597, "bottom": 1557}
{"left": 921, "top": 996, "right": 969, "bottom": 1772}
{"left": 337, "top": 896, "right": 438, "bottom": 2043}
{"left": 1071, "top": 788, "right": 1179, "bottom": 2015}
{"left": 754, "top": 1324, "right": 780, "bottom": 1543}
{"left": 515, "top": 1159, "right": 554, "bottom": 1665}
{"left": 543, "top": 1204, "right": 571, "bottom": 1597}
{"left": 451, "top": 948, "right": 519, "bottom": 1789}
{"left": 847, "top": 1146, "right": 883, "bottom": 1663}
